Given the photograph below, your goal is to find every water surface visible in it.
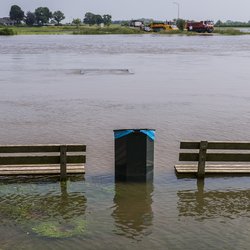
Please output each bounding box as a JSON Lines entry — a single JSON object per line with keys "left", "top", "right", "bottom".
{"left": 1, "top": 34, "right": 250, "bottom": 249}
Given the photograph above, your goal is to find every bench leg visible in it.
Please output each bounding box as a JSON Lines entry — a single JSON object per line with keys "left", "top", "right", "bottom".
{"left": 60, "top": 145, "right": 67, "bottom": 181}
{"left": 197, "top": 141, "right": 208, "bottom": 178}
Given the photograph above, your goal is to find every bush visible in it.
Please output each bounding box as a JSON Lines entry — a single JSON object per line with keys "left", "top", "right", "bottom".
{"left": 0, "top": 28, "right": 16, "bottom": 35}
{"left": 176, "top": 19, "right": 186, "bottom": 31}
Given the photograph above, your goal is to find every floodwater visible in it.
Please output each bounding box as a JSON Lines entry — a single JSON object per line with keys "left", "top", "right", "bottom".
{"left": 1, "top": 34, "right": 250, "bottom": 249}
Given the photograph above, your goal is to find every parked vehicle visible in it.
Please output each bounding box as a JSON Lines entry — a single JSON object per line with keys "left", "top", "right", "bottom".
{"left": 130, "top": 20, "right": 144, "bottom": 28}
{"left": 149, "top": 22, "right": 179, "bottom": 32}
{"left": 143, "top": 26, "right": 152, "bottom": 32}
{"left": 186, "top": 20, "right": 214, "bottom": 33}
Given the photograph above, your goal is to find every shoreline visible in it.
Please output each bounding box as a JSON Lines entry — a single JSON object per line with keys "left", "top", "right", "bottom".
{"left": 1, "top": 25, "right": 250, "bottom": 36}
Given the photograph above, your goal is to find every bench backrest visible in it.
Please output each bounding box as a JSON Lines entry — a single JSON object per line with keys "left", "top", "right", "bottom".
{"left": 0, "top": 144, "right": 86, "bottom": 180}
{"left": 179, "top": 141, "right": 250, "bottom": 178}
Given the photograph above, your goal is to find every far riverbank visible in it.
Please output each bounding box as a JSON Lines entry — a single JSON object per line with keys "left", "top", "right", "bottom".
{"left": 1, "top": 24, "right": 250, "bottom": 36}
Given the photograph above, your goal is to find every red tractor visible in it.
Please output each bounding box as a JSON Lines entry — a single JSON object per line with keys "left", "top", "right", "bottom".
{"left": 186, "top": 20, "right": 214, "bottom": 33}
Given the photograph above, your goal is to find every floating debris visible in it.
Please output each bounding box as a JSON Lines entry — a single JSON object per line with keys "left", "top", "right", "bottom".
{"left": 80, "top": 69, "right": 134, "bottom": 75}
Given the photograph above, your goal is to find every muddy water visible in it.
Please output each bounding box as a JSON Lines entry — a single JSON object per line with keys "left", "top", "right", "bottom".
{"left": 0, "top": 34, "right": 250, "bottom": 249}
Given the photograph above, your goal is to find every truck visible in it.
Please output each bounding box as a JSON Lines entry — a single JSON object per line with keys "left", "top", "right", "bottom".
{"left": 149, "top": 22, "right": 178, "bottom": 32}
{"left": 186, "top": 20, "right": 214, "bottom": 33}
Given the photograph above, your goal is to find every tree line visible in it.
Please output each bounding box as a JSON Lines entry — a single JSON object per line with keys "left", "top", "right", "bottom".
{"left": 8, "top": 5, "right": 112, "bottom": 26}
{"left": 215, "top": 20, "right": 250, "bottom": 27}
{"left": 72, "top": 13, "right": 112, "bottom": 27}
{"left": 9, "top": 5, "right": 65, "bottom": 25}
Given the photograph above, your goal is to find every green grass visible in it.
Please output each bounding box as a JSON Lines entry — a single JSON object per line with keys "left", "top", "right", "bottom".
{"left": 11, "top": 25, "right": 76, "bottom": 35}
{"left": 159, "top": 28, "right": 250, "bottom": 36}
{"left": 9, "top": 24, "right": 143, "bottom": 35}
{"left": 5, "top": 25, "right": 250, "bottom": 36}
{"left": 0, "top": 27, "right": 16, "bottom": 35}
{"left": 158, "top": 29, "right": 183, "bottom": 35}
{"left": 73, "top": 25, "right": 143, "bottom": 34}
{"left": 158, "top": 29, "right": 214, "bottom": 36}
{"left": 214, "top": 28, "right": 249, "bottom": 35}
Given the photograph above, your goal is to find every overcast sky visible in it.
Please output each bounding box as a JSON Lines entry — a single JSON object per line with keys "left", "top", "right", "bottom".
{"left": 1, "top": 0, "right": 250, "bottom": 22}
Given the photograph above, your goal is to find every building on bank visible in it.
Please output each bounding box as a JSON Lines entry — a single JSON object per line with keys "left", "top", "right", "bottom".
{"left": 0, "top": 17, "right": 15, "bottom": 26}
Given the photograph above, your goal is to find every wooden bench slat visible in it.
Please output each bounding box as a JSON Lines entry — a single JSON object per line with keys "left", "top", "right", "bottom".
{"left": 0, "top": 164, "right": 85, "bottom": 171}
{"left": 180, "top": 141, "right": 250, "bottom": 150}
{"left": 180, "top": 153, "right": 250, "bottom": 162}
{"left": 0, "top": 168, "right": 84, "bottom": 171}
{"left": 180, "top": 142, "right": 200, "bottom": 149}
{"left": 0, "top": 155, "right": 85, "bottom": 165}
{"left": 0, "top": 164, "right": 85, "bottom": 175}
{"left": 179, "top": 153, "right": 199, "bottom": 161}
{"left": 0, "top": 145, "right": 86, "bottom": 153}
{"left": 0, "top": 170, "right": 85, "bottom": 175}
{"left": 175, "top": 164, "right": 250, "bottom": 174}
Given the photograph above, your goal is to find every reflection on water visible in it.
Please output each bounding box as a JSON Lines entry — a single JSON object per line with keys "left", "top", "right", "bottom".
{"left": 177, "top": 180, "right": 250, "bottom": 220}
{"left": 0, "top": 181, "right": 87, "bottom": 238}
{"left": 112, "top": 183, "right": 153, "bottom": 239}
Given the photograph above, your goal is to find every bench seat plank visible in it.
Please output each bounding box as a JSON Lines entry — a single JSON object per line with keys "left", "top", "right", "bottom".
{"left": 0, "top": 164, "right": 85, "bottom": 175}
{"left": 175, "top": 164, "right": 250, "bottom": 174}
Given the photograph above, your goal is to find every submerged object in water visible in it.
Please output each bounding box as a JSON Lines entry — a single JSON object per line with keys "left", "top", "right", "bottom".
{"left": 80, "top": 69, "right": 133, "bottom": 75}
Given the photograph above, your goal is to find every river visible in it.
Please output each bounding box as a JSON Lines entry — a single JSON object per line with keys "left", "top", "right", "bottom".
{"left": 0, "top": 34, "right": 250, "bottom": 249}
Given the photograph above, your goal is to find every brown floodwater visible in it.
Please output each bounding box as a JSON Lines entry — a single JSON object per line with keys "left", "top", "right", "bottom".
{"left": 0, "top": 34, "right": 250, "bottom": 249}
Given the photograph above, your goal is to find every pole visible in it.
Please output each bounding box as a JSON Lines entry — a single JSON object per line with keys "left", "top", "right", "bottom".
{"left": 173, "top": 2, "right": 180, "bottom": 20}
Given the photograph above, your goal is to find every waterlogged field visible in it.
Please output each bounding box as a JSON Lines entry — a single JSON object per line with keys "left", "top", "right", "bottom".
{"left": 1, "top": 35, "right": 250, "bottom": 249}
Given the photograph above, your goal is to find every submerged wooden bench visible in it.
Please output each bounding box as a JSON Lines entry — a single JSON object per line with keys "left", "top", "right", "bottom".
{"left": 175, "top": 141, "right": 250, "bottom": 178}
{"left": 0, "top": 144, "right": 86, "bottom": 180}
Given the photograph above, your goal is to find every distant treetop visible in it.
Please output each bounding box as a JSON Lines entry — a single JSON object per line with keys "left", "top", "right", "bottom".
{"left": 9, "top": 5, "right": 24, "bottom": 24}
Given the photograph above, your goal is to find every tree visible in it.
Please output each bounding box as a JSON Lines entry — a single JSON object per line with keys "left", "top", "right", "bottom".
{"left": 83, "top": 12, "right": 96, "bottom": 25}
{"left": 25, "top": 12, "right": 36, "bottom": 26}
{"left": 103, "top": 14, "right": 112, "bottom": 26}
{"left": 215, "top": 20, "right": 223, "bottom": 27}
{"left": 72, "top": 18, "right": 81, "bottom": 28}
{"left": 9, "top": 5, "right": 24, "bottom": 24}
{"left": 83, "top": 12, "right": 105, "bottom": 25}
{"left": 53, "top": 10, "right": 65, "bottom": 25}
{"left": 35, "top": 7, "right": 52, "bottom": 26}
{"left": 176, "top": 19, "right": 186, "bottom": 31}
{"left": 95, "top": 15, "right": 103, "bottom": 25}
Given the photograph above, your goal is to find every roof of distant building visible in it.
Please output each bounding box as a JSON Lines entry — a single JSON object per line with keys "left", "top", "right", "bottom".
{"left": 0, "top": 17, "right": 15, "bottom": 25}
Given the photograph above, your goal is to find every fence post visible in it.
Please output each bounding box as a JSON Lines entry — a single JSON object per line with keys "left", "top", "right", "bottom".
{"left": 60, "top": 145, "right": 67, "bottom": 181}
{"left": 197, "top": 141, "right": 208, "bottom": 178}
